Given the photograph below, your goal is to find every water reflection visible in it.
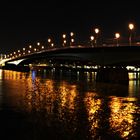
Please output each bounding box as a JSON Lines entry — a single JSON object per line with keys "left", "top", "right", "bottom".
{"left": 109, "top": 97, "right": 139, "bottom": 139}
{"left": 129, "top": 72, "right": 140, "bottom": 97}
{"left": 1, "top": 69, "right": 140, "bottom": 139}
{"left": 84, "top": 92, "right": 102, "bottom": 139}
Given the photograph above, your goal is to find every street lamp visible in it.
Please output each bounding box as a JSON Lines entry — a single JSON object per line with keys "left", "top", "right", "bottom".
{"left": 128, "top": 23, "right": 134, "bottom": 46}
{"left": 62, "top": 34, "right": 66, "bottom": 47}
{"left": 37, "top": 42, "right": 40, "bottom": 46}
{"left": 94, "top": 28, "right": 100, "bottom": 47}
{"left": 41, "top": 46, "right": 44, "bottom": 49}
{"left": 48, "top": 38, "right": 51, "bottom": 43}
{"left": 29, "top": 45, "right": 32, "bottom": 48}
{"left": 70, "top": 32, "right": 74, "bottom": 37}
{"left": 71, "top": 38, "right": 74, "bottom": 43}
{"left": 95, "top": 28, "right": 99, "bottom": 34}
{"left": 62, "top": 34, "right": 66, "bottom": 39}
{"left": 48, "top": 38, "right": 52, "bottom": 48}
{"left": 63, "top": 40, "right": 67, "bottom": 47}
{"left": 51, "top": 43, "right": 54, "bottom": 47}
{"left": 90, "top": 35, "right": 94, "bottom": 47}
{"left": 70, "top": 32, "right": 74, "bottom": 46}
{"left": 115, "top": 33, "right": 120, "bottom": 47}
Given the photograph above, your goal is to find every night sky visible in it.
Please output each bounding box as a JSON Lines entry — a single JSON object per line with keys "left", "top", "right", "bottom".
{"left": 0, "top": 1, "right": 140, "bottom": 54}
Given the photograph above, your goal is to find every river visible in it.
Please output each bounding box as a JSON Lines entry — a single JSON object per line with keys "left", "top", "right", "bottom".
{"left": 0, "top": 69, "right": 140, "bottom": 140}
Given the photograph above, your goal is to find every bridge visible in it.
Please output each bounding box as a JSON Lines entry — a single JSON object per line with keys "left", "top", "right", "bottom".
{"left": 3, "top": 45, "right": 140, "bottom": 66}
{"left": 2, "top": 45, "right": 140, "bottom": 84}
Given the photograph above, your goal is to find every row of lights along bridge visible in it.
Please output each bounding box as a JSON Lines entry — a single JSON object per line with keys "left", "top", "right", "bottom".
{"left": 4, "top": 23, "right": 135, "bottom": 59}
{"left": 90, "top": 23, "right": 134, "bottom": 47}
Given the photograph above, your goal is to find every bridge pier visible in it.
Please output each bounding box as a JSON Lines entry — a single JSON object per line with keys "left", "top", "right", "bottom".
{"left": 96, "top": 67, "right": 129, "bottom": 84}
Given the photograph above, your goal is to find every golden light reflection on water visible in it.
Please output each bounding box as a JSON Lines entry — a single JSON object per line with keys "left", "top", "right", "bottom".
{"left": 2, "top": 70, "right": 140, "bottom": 139}
{"left": 18, "top": 72, "right": 78, "bottom": 130}
{"left": 109, "top": 97, "right": 138, "bottom": 139}
{"left": 2, "top": 70, "right": 28, "bottom": 80}
{"left": 57, "top": 81, "right": 77, "bottom": 131}
{"left": 23, "top": 78, "right": 57, "bottom": 114}
{"left": 84, "top": 92, "right": 102, "bottom": 138}
{"left": 129, "top": 73, "right": 140, "bottom": 97}
{"left": 1, "top": 70, "right": 78, "bottom": 115}
{"left": 59, "top": 81, "right": 77, "bottom": 111}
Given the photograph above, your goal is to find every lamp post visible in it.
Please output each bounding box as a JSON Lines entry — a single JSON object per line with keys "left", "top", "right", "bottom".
{"left": 90, "top": 35, "right": 94, "bottom": 47}
{"left": 62, "top": 34, "right": 66, "bottom": 47}
{"left": 48, "top": 38, "right": 52, "bottom": 48}
{"left": 94, "top": 28, "right": 99, "bottom": 47}
{"left": 128, "top": 23, "right": 134, "bottom": 46}
{"left": 37, "top": 42, "right": 40, "bottom": 51}
{"left": 29, "top": 45, "right": 32, "bottom": 49}
{"left": 37, "top": 42, "right": 40, "bottom": 46}
{"left": 115, "top": 33, "right": 120, "bottom": 47}
{"left": 70, "top": 32, "right": 74, "bottom": 46}
{"left": 48, "top": 38, "right": 51, "bottom": 43}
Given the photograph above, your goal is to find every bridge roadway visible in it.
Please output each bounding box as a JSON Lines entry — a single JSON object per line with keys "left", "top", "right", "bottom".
{"left": 5, "top": 45, "right": 140, "bottom": 66}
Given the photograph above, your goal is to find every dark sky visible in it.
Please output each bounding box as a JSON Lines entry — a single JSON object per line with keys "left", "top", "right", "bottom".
{"left": 0, "top": 1, "right": 139, "bottom": 53}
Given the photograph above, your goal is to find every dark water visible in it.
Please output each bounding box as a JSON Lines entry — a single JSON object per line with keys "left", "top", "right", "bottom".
{"left": 1, "top": 69, "right": 140, "bottom": 140}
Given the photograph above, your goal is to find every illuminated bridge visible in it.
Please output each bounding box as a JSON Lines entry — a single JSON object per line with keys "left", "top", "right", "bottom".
{"left": 2, "top": 45, "right": 140, "bottom": 84}
{"left": 3, "top": 45, "right": 140, "bottom": 66}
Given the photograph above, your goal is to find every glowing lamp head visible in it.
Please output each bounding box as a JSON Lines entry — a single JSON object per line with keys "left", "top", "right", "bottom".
{"left": 62, "top": 34, "right": 66, "bottom": 39}
{"left": 71, "top": 38, "right": 74, "bottom": 42}
{"left": 29, "top": 45, "right": 32, "bottom": 49}
{"left": 64, "top": 40, "right": 66, "bottom": 44}
{"left": 95, "top": 28, "right": 99, "bottom": 34}
{"left": 70, "top": 32, "right": 74, "bottom": 36}
{"left": 129, "top": 23, "right": 134, "bottom": 30}
{"left": 115, "top": 33, "right": 120, "bottom": 39}
{"left": 37, "top": 42, "right": 40, "bottom": 46}
{"left": 48, "top": 38, "right": 51, "bottom": 43}
{"left": 90, "top": 36, "right": 94, "bottom": 41}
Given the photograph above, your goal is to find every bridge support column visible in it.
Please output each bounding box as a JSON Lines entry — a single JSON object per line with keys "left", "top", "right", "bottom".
{"left": 96, "top": 67, "right": 129, "bottom": 84}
